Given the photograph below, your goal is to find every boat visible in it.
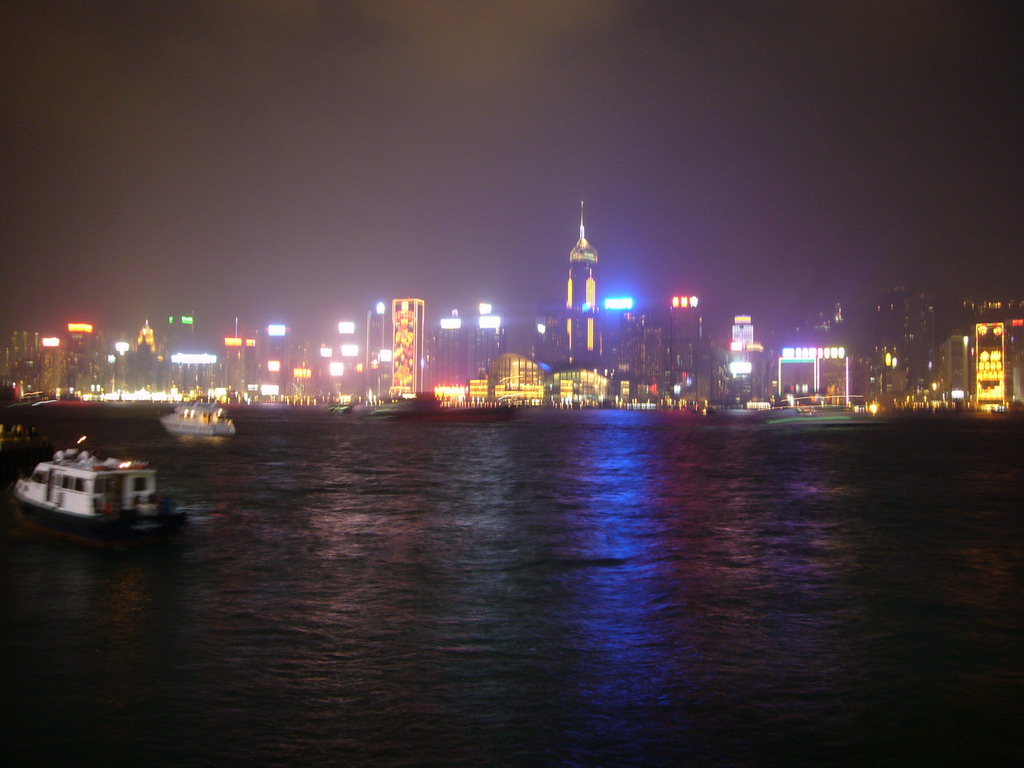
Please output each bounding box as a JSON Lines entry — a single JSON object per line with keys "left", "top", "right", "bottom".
{"left": 160, "top": 402, "right": 236, "bottom": 436}
{"left": 362, "top": 395, "right": 516, "bottom": 422}
{"left": 10, "top": 447, "right": 186, "bottom": 547}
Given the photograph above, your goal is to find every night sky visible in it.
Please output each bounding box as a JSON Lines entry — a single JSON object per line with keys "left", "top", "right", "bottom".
{"left": 2, "top": 1, "right": 1021, "bottom": 346}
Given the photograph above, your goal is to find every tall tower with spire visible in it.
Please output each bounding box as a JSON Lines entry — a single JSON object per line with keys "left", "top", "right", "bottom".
{"left": 566, "top": 201, "right": 599, "bottom": 364}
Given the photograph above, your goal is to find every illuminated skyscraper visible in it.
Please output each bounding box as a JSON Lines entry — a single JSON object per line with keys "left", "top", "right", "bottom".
{"left": 366, "top": 302, "right": 390, "bottom": 400}
{"left": 391, "top": 298, "right": 425, "bottom": 396}
{"left": 566, "top": 202, "right": 599, "bottom": 364}
{"left": 471, "top": 303, "right": 506, "bottom": 379}
{"left": 428, "top": 309, "right": 469, "bottom": 389}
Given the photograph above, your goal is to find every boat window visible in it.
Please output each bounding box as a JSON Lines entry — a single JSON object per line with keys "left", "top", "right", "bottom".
{"left": 94, "top": 477, "right": 105, "bottom": 494}
{"left": 63, "top": 475, "right": 74, "bottom": 489}
{"left": 31, "top": 471, "right": 47, "bottom": 483}
{"left": 133, "top": 476, "right": 149, "bottom": 492}
{"left": 75, "top": 478, "right": 85, "bottom": 492}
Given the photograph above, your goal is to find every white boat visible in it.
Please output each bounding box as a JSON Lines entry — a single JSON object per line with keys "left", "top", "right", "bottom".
{"left": 10, "top": 448, "right": 186, "bottom": 547}
{"left": 160, "top": 403, "right": 236, "bottom": 436}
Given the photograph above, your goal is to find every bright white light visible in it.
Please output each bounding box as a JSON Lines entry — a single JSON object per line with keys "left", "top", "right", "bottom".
{"left": 479, "top": 315, "right": 501, "bottom": 329}
{"left": 267, "top": 324, "right": 287, "bottom": 336}
{"left": 729, "top": 361, "right": 753, "bottom": 376}
{"left": 341, "top": 344, "right": 359, "bottom": 357}
{"left": 479, "top": 303, "right": 492, "bottom": 315}
{"left": 260, "top": 384, "right": 280, "bottom": 396}
{"left": 375, "top": 302, "right": 386, "bottom": 315}
{"left": 320, "top": 347, "right": 333, "bottom": 358}
{"left": 379, "top": 349, "right": 393, "bottom": 363}
{"left": 440, "top": 318, "right": 462, "bottom": 330}
{"left": 115, "top": 342, "right": 130, "bottom": 354}
{"left": 338, "top": 321, "right": 355, "bottom": 334}
{"left": 329, "top": 362, "right": 344, "bottom": 376}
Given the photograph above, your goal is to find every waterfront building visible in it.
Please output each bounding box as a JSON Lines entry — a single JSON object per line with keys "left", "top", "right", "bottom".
{"left": 617, "top": 307, "right": 666, "bottom": 402}
{"left": 261, "top": 324, "right": 289, "bottom": 399}
{"left": 488, "top": 353, "right": 547, "bottom": 404}
{"left": 872, "top": 288, "right": 935, "bottom": 399}
{"left": 471, "top": 303, "right": 506, "bottom": 380}
{"left": 64, "top": 323, "right": 103, "bottom": 396}
{"left": 365, "top": 302, "right": 391, "bottom": 401}
{"left": 428, "top": 310, "right": 469, "bottom": 391}
{"left": 391, "top": 298, "right": 425, "bottom": 397}
{"left": 778, "top": 346, "right": 851, "bottom": 403}
{"left": 667, "top": 295, "right": 709, "bottom": 403}
{"left": 222, "top": 336, "right": 258, "bottom": 399}
{"left": 975, "top": 322, "right": 1006, "bottom": 410}
{"left": 936, "top": 333, "right": 971, "bottom": 406}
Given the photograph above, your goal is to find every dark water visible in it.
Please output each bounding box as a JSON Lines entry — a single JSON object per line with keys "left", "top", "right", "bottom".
{"left": 2, "top": 404, "right": 1022, "bottom": 767}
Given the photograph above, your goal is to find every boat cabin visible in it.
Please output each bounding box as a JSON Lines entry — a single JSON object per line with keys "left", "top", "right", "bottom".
{"left": 24, "top": 451, "right": 157, "bottom": 517}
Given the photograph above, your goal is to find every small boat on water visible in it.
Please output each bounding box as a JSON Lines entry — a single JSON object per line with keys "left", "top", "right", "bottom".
{"left": 11, "top": 447, "right": 186, "bottom": 547}
{"left": 160, "top": 403, "right": 236, "bottom": 436}
{"left": 757, "top": 399, "right": 883, "bottom": 427}
{"left": 336, "top": 395, "right": 515, "bottom": 422}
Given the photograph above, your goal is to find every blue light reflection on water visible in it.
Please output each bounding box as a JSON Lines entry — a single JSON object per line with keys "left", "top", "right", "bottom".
{"left": 1, "top": 405, "right": 1023, "bottom": 766}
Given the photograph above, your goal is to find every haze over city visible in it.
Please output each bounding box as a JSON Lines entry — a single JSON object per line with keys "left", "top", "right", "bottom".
{"left": 2, "top": 1, "right": 1021, "bottom": 344}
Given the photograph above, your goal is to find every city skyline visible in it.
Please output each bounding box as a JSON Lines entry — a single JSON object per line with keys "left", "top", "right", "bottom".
{"left": 2, "top": 2, "right": 1021, "bottom": 340}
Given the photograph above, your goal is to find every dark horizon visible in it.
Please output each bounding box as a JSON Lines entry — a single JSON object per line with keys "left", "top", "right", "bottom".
{"left": 3, "top": 2, "right": 1021, "bottom": 343}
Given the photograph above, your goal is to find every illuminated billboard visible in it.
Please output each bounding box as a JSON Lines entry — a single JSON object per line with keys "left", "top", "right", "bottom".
{"left": 267, "top": 324, "right": 287, "bottom": 337}
{"left": 171, "top": 353, "right": 217, "bottom": 365}
{"left": 67, "top": 323, "right": 94, "bottom": 333}
{"left": 604, "top": 297, "right": 634, "bottom": 311}
{"left": 391, "top": 298, "right": 425, "bottom": 395}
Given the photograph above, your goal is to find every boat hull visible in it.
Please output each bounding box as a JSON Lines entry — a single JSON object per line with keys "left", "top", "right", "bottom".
{"left": 369, "top": 404, "right": 517, "bottom": 422}
{"left": 159, "top": 416, "right": 236, "bottom": 436}
{"left": 13, "top": 495, "right": 187, "bottom": 548}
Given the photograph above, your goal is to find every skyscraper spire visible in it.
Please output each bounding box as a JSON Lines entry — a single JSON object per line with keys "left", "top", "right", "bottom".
{"left": 579, "top": 200, "right": 585, "bottom": 242}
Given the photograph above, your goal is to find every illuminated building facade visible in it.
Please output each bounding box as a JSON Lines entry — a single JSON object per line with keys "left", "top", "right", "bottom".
{"left": 618, "top": 308, "right": 665, "bottom": 401}
{"left": 428, "top": 310, "right": 469, "bottom": 390}
{"left": 873, "top": 288, "right": 935, "bottom": 396}
{"left": 975, "top": 322, "right": 1005, "bottom": 409}
{"left": 164, "top": 314, "right": 196, "bottom": 357}
{"left": 223, "top": 336, "right": 258, "bottom": 397}
{"left": 261, "top": 324, "right": 289, "bottom": 399}
{"left": 726, "top": 314, "right": 760, "bottom": 405}
{"left": 366, "top": 302, "right": 390, "bottom": 400}
{"left": 391, "top": 298, "right": 425, "bottom": 396}
{"left": 471, "top": 303, "right": 506, "bottom": 379}
{"left": 668, "top": 296, "right": 708, "bottom": 402}
{"left": 65, "top": 323, "right": 102, "bottom": 395}
{"left": 489, "top": 353, "right": 546, "bottom": 403}
{"left": 134, "top": 320, "right": 160, "bottom": 391}
{"left": 778, "top": 346, "right": 850, "bottom": 402}
{"left": 565, "top": 203, "right": 599, "bottom": 365}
